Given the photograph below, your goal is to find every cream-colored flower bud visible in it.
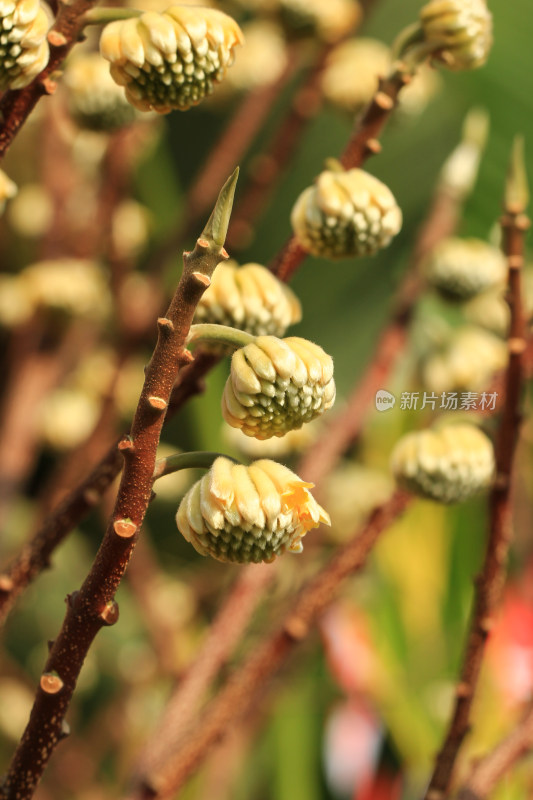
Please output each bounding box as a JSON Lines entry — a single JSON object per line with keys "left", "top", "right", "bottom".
{"left": 421, "top": 325, "right": 507, "bottom": 393}
{"left": 323, "top": 462, "right": 394, "bottom": 541}
{"left": 391, "top": 423, "right": 495, "bottom": 503}
{"left": 291, "top": 166, "right": 402, "bottom": 259}
{"left": 99, "top": 6, "right": 243, "bottom": 113}
{"left": 420, "top": 0, "right": 493, "bottom": 71}
{"left": 211, "top": 20, "right": 288, "bottom": 98}
{"left": 0, "top": 169, "right": 17, "bottom": 214}
{"left": 278, "top": 0, "right": 362, "bottom": 44}
{"left": 19, "top": 258, "right": 111, "bottom": 321}
{"left": 222, "top": 335, "right": 335, "bottom": 439}
{"left": 0, "top": 275, "right": 34, "bottom": 326}
{"left": 322, "top": 37, "right": 440, "bottom": 117}
{"left": 194, "top": 261, "right": 301, "bottom": 341}
{"left": 7, "top": 183, "right": 53, "bottom": 238}
{"left": 64, "top": 52, "right": 138, "bottom": 132}
{"left": 0, "top": 0, "right": 52, "bottom": 90}
{"left": 424, "top": 237, "right": 507, "bottom": 300}
{"left": 176, "top": 456, "right": 330, "bottom": 562}
{"left": 39, "top": 388, "right": 100, "bottom": 450}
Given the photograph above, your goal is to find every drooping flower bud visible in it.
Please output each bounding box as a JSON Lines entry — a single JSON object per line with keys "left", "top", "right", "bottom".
{"left": 194, "top": 260, "right": 301, "bottom": 340}
{"left": 391, "top": 423, "right": 495, "bottom": 503}
{"left": 291, "top": 166, "right": 402, "bottom": 259}
{"left": 64, "top": 52, "right": 138, "bottom": 132}
{"left": 419, "top": 0, "right": 493, "bottom": 71}
{"left": 99, "top": 6, "right": 243, "bottom": 113}
{"left": 176, "top": 456, "right": 330, "bottom": 562}
{"left": 0, "top": 0, "right": 52, "bottom": 90}
{"left": 424, "top": 237, "right": 507, "bottom": 300}
{"left": 222, "top": 335, "right": 335, "bottom": 439}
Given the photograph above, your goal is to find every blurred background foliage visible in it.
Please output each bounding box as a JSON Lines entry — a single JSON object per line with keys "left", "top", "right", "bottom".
{"left": 0, "top": 0, "right": 532, "bottom": 798}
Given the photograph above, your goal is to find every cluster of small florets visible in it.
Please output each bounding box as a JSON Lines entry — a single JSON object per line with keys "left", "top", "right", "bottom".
{"left": 420, "top": 0, "right": 493, "bottom": 71}
{"left": 291, "top": 166, "right": 402, "bottom": 259}
{"left": 99, "top": 5, "right": 243, "bottom": 113}
{"left": 194, "top": 260, "right": 301, "bottom": 340}
{"left": 391, "top": 423, "right": 495, "bottom": 504}
{"left": 176, "top": 456, "right": 330, "bottom": 563}
{"left": 0, "top": 0, "right": 51, "bottom": 90}
{"left": 222, "top": 335, "right": 336, "bottom": 439}
{"left": 424, "top": 237, "right": 507, "bottom": 301}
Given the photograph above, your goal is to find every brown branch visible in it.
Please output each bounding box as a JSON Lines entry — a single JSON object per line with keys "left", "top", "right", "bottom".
{"left": 270, "top": 66, "right": 411, "bottom": 283}
{"left": 130, "top": 490, "right": 411, "bottom": 800}
{"left": 0, "top": 173, "right": 237, "bottom": 800}
{"left": 0, "top": 0, "right": 101, "bottom": 160}
{"left": 297, "top": 183, "right": 461, "bottom": 486}
{"left": 133, "top": 562, "right": 274, "bottom": 783}
{"left": 456, "top": 700, "right": 533, "bottom": 800}
{"left": 423, "top": 156, "right": 530, "bottom": 800}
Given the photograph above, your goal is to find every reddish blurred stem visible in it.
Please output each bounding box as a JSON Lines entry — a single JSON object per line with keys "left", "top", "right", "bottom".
{"left": 130, "top": 490, "right": 411, "bottom": 800}
{"left": 133, "top": 563, "right": 274, "bottom": 782}
{"left": 456, "top": 700, "right": 533, "bottom": 800}
{"left": 423, "top": 156, "right": 530, "bottom": 800}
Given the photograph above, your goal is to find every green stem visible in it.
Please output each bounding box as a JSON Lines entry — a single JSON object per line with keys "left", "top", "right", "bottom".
{"left": 391, "top": 22, "right": 425, "bottom": 61}
{"left": 187, "top": 324, "right": 256, "bottom": 351}
{"left": 82, "top": 7, "right": 143, "bottom": 26}
{"left": 153, "top": 451, "right": 240, "bottom": 480}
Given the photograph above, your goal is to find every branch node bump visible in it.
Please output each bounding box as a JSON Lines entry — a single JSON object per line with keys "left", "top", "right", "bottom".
{"left": 375, "top": 91, "right": 395, "bottom": 110}
{"left": 113, "top": 518, "right": 138, "bottom": 538}
{"left": 191, "top": 271, "right": 211, "bottom": 287}
{"left": 147, "top": 396, "right": 168, "bottom": 411}
{"left": 0, "top": 575, "right": 14, "bottom": 593}
{"left": 100, "top": 600, "right": 120, "bottom": 626}
{"left": 40, "top": 672, "right": 64, "bottom": 695}
{"left": 157, "top": 317, "right": 174, "bottom": 334}
{"left": 47, "top": 30, "right": 68, "bottom": 46}
{"left": 118, "top": 435, "right": 135, "bottom": 452}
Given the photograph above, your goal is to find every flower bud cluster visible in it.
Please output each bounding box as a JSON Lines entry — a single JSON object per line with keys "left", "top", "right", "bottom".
{"left": 0, "top": 0, "right": 51, "bottom": 90}
{"left": 176, "top": 456, "right": 330, "bottom": 563}
{"left": 391, "top": 423, "right": 495, "bottom": 504}
{"left": 278, "top": 0, "right": 362, "bottom": 44}
{"left": 291, "top": 167, "right": 402, "bottom": 259}
{"left": 100, "top": 5, "right": 243, "bottom": 113}
{"left": 424, "top": 237, "right": 507, "bottom": 301}
{"left": 420, "top": 0, "right": 493, "bottom": 71}
{"left": 222, "top": 335, "right": 335, "bottom": 439}
{"left": 194, "top": 260, "right": 301, "bottom": 340}
{"left": 421, "top": 325, "right": 507, "bottom": 394}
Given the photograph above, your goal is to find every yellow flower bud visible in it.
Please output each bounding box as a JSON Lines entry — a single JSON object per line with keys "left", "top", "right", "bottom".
{"left": 194, "top": 260, "right": 301, "bottom": 341}
{"left": 222, "top": 335, "right": 335, "bottom": 439}
{"left": 64, "top": 52, "right": 138, "bottom": 132}
{"left": 19, "top": 258, "right": 111, "bottom": 321}
{"left": 99, "top": 5, "right": 243, "bottom": 113}
{"left": 176, "top": 456, "right": 330, "bottom": 562}
{"left": 0, "top": 0, "right": 51, "bottom": 89}
{"left": 291, "top": 166, "right": 402, "bottom": 259}
{"left": 424, "top": 237, "right": 507, "bottom": 300}
{"left": 420, "top": 0, "right": 493, "bottom": 71}
{"left": 391, "top": 423, "right": 495, "bottom": 503}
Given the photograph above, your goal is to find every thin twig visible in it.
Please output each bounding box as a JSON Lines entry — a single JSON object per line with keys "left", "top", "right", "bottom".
{"left": 131, "top": 490, "right": 411, "bottom": 800}
{"left": 423, "top": 141, "right": 530, "bottom": 800}
{"left": 456, "top": 699, "right": 533, "bottom": 800}
{"left": 132, "top": 562, "right": 274, "bottom": 782}
{"left": 0, "top": 171, "right": 238, "bottom": 800}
